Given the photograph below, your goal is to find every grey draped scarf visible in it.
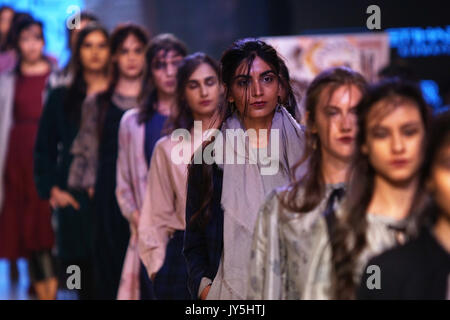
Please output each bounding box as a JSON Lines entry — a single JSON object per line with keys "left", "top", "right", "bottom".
{"left": 207, "top": 105, "right": 307, "bottom": 299}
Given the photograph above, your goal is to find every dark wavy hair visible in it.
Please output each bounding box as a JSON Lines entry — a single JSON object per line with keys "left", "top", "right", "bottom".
{"left": 0, "top": 6, "right": 14, "bottom": 51}
{"left": 67, "top": 11, "right": 98, "bottom": 51}
{"left": 4, "top": 11, "right": 32, "bottom": 51}
{"left": 187, "top": 38, "right": 296, "bottom": 229}
{"left": 64, "top": 11, "right": 98, "bottom": 73}
{"left": 330, "top": 78, "right": 432, "bottom": 299}
{"left": 279, "top": 60, "right": 299, "bottom": 119}
{"left": 420, "top": 110, "right": 450, "bottom": 225}
{"left": 138, "top": 33, "right": 187, "bottom": 124}
{"left": 96, "top": 23, "right": 149, "bottom": 139}
{"left": 280, "top": 66, "right": 367, "bottom": 214}
{"left": 13, "top": 17, "right": 46, "bottom": 71}
{"left": 64, "top": 23, "right": 109, "bottom": 125}
{"left": 164, "top": 52, "right": 220, "bottom": 134}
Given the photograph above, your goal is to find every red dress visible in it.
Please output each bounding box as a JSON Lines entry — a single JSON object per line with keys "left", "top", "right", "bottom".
{"left": 0, "top": 72, "right": 54, "bottom": 259}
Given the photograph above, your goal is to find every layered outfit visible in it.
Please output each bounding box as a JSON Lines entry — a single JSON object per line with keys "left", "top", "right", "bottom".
{"left": 139, "top": 130, "right": 206, "bottom": 300}
{"left": 247, "top": 183, "right": 345, "bottom": 299}
{"left": 0, "top": 70, "right": 54, "bottom": 279}
{"left": 34, "top": 86, "right": 95, "bottom": 298}
{"left": 302, "top": 211, "right": 416, "bottom": 299}
{"left": 68, "top": 92, "right": 138, "bottom": 299}
{"left": 115, "top": 107, "right": 167, "bottom": 300}
{"left": 183, "top": 106, "right": 307, "bottom": 299}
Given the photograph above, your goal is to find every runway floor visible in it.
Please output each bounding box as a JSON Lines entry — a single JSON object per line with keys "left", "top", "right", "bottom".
{"left": 0, "top": 259, "right": 78, "bottom": 300}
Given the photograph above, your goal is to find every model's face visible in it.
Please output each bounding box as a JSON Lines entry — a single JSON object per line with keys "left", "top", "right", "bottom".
{"left": 115, "top": 34, "right": 146, "bottom": 80}
{"left": 0, "top": 8, "right": 13, "bottom": 36}
{"left": 363, "top": 100, "right": 425, "bottom": 185}
{"left": 80, "top": 30, "right": 109, "bottom": 73}
{"left": 184, "top": 62, "right": 220, "bottom": 119}
{"left": 428, "top": 143, "right": 450, "bottom": 218}
{"left": 18, "top": 25, "right": 44, "bottom": 63}
{"left": 228, "top": 56, "right": 280, "bottom": 122}
{"left": 313, "top": 84, "right": 362, "bottom": 162}
{"left": 151, "top": 49, "right": 183, "bottom": 96}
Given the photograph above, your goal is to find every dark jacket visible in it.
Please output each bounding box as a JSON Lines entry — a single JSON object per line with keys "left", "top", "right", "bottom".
{"left": 34, "top": 86, "right": 93, "bottom": 262}
{"left": 34, "top": 86, "right": 78, "bottom": 198}
{"left": 183, "top": 162, "right": 224, "bottom": 299}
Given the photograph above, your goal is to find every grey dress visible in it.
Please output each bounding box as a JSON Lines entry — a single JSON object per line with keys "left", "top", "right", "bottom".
{"left": 302, "top": 212, "right": 413, "bottom": 299}
{"left": 248, "top": 184, "right": 415, "bottom": 300}
{"left": 247, "top": 183, "right": 345, "bottom": 300}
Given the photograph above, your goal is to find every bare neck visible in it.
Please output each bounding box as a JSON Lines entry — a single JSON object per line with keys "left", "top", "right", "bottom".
{"left": 84, "top": 70, "right": 108, "bottom": 96}
{"left": 115, "top": 76, "right": 142, "bottom": 98}
{"left": 243, "top": 113, "right": 273, "bottom": 132}
{"left": 242, "top": 112, "right": 274, "bottom": 148}
{"left": 321, "top": 151, "right": 350, "bottom": 185}
{"left": 156, "top": 91, "right": 176, "bottom": 116}
{"left": 368, "top": 175, "right": 419, "bottom": 220}
{"left": 20, "top": 59, "right": 49, "bottom": 76}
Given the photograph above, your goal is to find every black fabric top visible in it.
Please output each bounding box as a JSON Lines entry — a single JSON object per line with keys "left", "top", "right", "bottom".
{"left": 358, "top": 226, "right": 450, "bottom": 300}
{"left": 34, "top": 86, "right": 79, "bottom": 198}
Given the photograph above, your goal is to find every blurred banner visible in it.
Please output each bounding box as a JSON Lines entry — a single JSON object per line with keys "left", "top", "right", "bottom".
{"left": 264, "top": 32, "right": 390, "bottom": 85}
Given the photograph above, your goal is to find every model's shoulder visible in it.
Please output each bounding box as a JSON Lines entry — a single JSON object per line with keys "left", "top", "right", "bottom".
{"left": 258, "top": 186, "right": 293, "bottom": 218}
{"left": 120, "top": 108, "right": 140, "bottom": 126}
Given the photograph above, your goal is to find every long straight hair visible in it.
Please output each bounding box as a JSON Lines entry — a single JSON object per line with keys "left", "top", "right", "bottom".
{"left": 96, "top": 23, "right": 149, "bottom": 139}
{"left": 187, "top": 38, "right": 295, "bottom": 230}
{"left": 281, "top": 67, "right": 367, "bottom": 213}
{"left": 64, "top": 11, "right": 98, "bottom": 74}
{"left": 0, "top": 6, "right": 14, "bottom": 51}
{"left": 138, "top": 33, "right": 187, "bottom": 124}
{"left": 64, "top": 23, "right": 109, "bottom": 126}
{"left": 420, "top": 111, "right": 450, "bottom": 227}
{"left": 330, "top": 78, "right": 432, "bottom": 299}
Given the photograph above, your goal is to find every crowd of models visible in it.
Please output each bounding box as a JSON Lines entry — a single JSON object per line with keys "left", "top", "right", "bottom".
{"left": 0, "top": 6, "right": 448, "bottom": 300}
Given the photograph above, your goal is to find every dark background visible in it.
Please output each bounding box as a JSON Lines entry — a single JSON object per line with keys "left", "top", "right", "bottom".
{"left": 86, "top": 0, "right": 450, "bottom": 101}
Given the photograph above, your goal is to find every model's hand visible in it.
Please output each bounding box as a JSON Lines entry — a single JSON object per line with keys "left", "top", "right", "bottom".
{"left": 50, "top": 186, "right": 80, "bottom": 210}
{"left": 87, "top": 187, "right": 95, "bottom": 199}
{"left": 200, "top": 284, "right": 211, "bottom": 300}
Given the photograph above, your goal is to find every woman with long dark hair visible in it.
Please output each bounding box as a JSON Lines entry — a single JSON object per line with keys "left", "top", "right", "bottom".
{"left": 0, "top": 6, "right": 13, "bottom": 48}
{"left": 115, "top": 33, "right": 187, "bottom": 300}
{"left": 33, "top": 23, "right": 110, "bottom": 300}
{"left": 67, "top": 23, "right": 150, "bottom": 300}
{"left": 358, "top": 110, "right": 450, "bottom": 300}
{"left": 0, "top": 17, "right": 57, "bottom": 299}
{"left": 46, "top": 11, "right": 99, "bottom": 90}
{"left": 183, "top": 38, "right": 307, "bottom": 300}
{"left": 0, "top": 5, "right": 15, "bottom": 73}
{"left": 138, "top": 52, "right": 220, "bottom": 300}
{"left": 247, "top": 66, "right": 367, "bottom": 299}
{"left": 302, "top": 78, "right": 430, "bottom": 299}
